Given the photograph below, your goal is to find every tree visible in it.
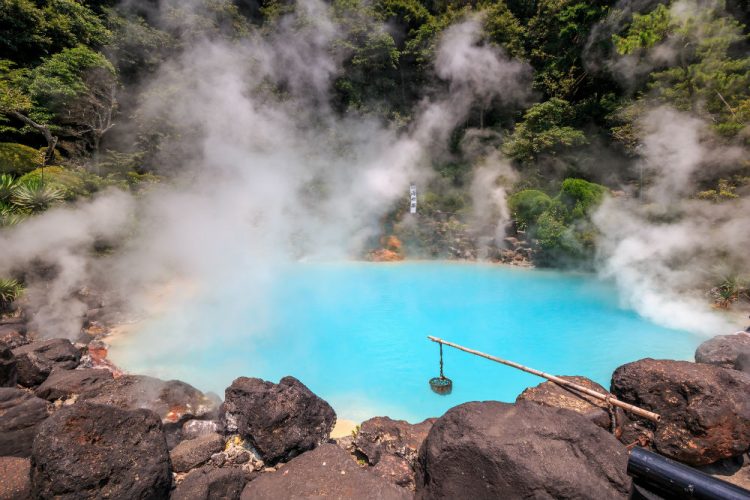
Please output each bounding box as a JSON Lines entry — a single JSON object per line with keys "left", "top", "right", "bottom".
{"left": 0, "top": 60, "right": 58, "bottom": 164}
{"left": 28, "top": 46, "right": 118, "bottom": 151}
{"left": 503, "top": 98, "right": 587, "bottom": 163}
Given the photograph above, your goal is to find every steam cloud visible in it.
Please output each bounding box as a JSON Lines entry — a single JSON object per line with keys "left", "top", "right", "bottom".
{"left": 0, "top": 4, "right": 531, "bottom": 340}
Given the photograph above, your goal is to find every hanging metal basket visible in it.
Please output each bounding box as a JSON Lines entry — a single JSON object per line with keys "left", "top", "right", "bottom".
{"left": 429, "top": 375, "right": 453, "bottom": 395}
{"left": 429, "top": 343, "right": 453, "bottom": 395}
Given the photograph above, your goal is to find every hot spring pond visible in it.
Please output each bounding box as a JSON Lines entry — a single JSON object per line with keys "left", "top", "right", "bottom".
{"left": 110, "top": 262, "right": 703, "bottom": 423}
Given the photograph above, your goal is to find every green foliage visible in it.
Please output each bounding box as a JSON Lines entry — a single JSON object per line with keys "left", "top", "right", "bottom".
{"left": 508, "top": 189, "right": 553, "bottom": 230}
{"left": 612, "top": 5, "right": 672, "bottom": 54}
{"left": 0, "top": 174, "right": 18, "bottom": 203}
{"left": 503, "top": 98, "right": 588, "bottom": 163}
{"left": 11, "top": 177, "right": 64, "bottom": 212}
{"left": 480, "top": 0, "right": 526, "bottom": 59}
{"left": 0, "top": 142, "right": 43, "bottom": 175}
{"left": 557, "top": 178, "right": 607, "bottom": 220}
{"left": 28, "top": 45, "right": 115, "bottom": 119}
{"left": 509, "top": 179, "right": 607, "bottom": 267}
{"left": 0, "top": 0, "right": 111, "bottom": 64}
{"left": 0, "top": 278, "right": 23, "bottom": 311}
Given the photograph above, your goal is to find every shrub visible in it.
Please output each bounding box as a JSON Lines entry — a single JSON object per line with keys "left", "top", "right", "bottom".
{"left": 0, "top": 143, "right": 43, "bottom": 176}
{"left": 508, "top": 189, "right": 553, "bottom": 230}
{"left": 0, "top": 278, "right": 23, "bottom": 312}
{"left": 19, "top": 166, "right": 88, "bottom": 200}
{"left": 557, "top": 178, "right": 607, "bottom": 219}
{"left": 0, "top": 174, "right": 18, "bottom": 203}
{"left": 11, "top": 178, "right": 64, "bottom": 212}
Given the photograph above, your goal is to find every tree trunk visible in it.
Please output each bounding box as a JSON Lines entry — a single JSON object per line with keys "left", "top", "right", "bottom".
{"left": 8, "top": 111, "right": 58, "bottom": 165}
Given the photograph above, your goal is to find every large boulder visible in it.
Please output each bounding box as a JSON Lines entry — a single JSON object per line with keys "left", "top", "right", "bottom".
{"left": 170, "top": 432, "right": 225, "bottom": 473}
{"left": 240, "top": 444, "right": 410, "bottom": 500}
{"left": 11, "top": 339, "right": 81, "bottom": 387}
{"left": 0, "top": 388, "right": 50, "bottom": 457}
{"left": 354, "top": 416, "right": 435, "bottom": 489}
{"left": 0, "top": 457, "right": 31, "bottom": 500}
{"left": 34, "top": 368, "right": 113, "bottom": 401}
{"left": 222, "top": 376, "right": 336, "bottom": 464}
{"left": 80, "top": 374, "right": 218, "bottom": 424}
{"left": 414, "top": 401, "right": 631, "bottom": 499}
{"left": 172, "top": 466, "right": 249, "bottom": 500}
{"left": 611, "top": 358, "right": 750, "bottom": 465}
{"left": 31, "top": 402, "right": 171, "bottom": 499}
{"left": 695, "top": 333, "right": 750, "bottom": 372}
{"left": 0, "top": 345, "right": 16, "bottom": 387}
{"left": 516, "top": 376, "right": 622, "bottom": 433}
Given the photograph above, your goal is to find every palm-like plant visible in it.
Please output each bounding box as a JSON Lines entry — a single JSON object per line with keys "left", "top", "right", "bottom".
{"left": 0, "top": 174, "right": 17, "bottom": 204}
{"left": 0, "top": 203, "right": 26, "bottom": 227}
{"left": 0, "top": 278, "right": 23, "bottom": 311}
{"left": 11, "top": 179, "right": 64, "bottom": 213}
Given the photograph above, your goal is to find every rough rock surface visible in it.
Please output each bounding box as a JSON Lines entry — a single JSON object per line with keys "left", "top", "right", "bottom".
{"left": 31, "top": 402, "right": 171, "bottom": 499}
{"left": 240, "top": 444, "right": 410, "bottom": 500}
{"left": 11, "top": 339, "right": 81, "bottom": 387}
{"left": 0, "top": 457, "right": 31, "bottom": 500}
{"left": 171, "top": 466, "right": 249, "bottom": 500}
{"left": 0, "top": 320, "right": 27, "bottom": 349}
{"left": 81, "top": 374, "right": 218, "bottom": 424}
{"left": 182, "top": 419, "right": 222, "bottom": 440}
{"left": 516, "top": 376, "right": 622, "bottom": 432}
{"left": 414, "top": 401, "right": 631, "bottom": 499}
{"left": 34, "top": 368, "right": 112, "bottom": 401}
{"left": 611, "top": 358, "right": 750, "bottom": 465}
{"left": 0, "top": 344, "right": 16, "bottom": 387}
{"left": 170, "top": 432, "right": 225, "bottom": 473}
{"left": 354, "top": 416, "right": 435, "bottom": 489}
{"left": 222, "top": 376, "right": 336, "bottom": 464}
{"left": 695, "top": 333, "right": 750, "bottom": 372}
{"left": 0, "top": 388, "right": 50, "bottom": 457}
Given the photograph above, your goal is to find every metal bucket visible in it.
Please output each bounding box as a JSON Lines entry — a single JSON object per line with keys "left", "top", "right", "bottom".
{"left": 429, "top": 376, "right": 453, "bottom": 395}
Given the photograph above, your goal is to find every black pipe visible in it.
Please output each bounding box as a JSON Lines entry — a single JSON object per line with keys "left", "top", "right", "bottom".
{"left": 628, "top": 447, "right": 750, "bottom": 500}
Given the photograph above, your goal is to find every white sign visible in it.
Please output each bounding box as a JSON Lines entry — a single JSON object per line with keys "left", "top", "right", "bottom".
{"left": 409, "top": 184, "right": 417, "bottom": 214}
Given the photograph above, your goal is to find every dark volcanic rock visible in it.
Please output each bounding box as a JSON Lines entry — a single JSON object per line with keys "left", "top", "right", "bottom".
{"left": 81, "top": 374, "right": 218, "bottom": 424}
{"left": 222, "top": 376, "right": 336, "bottom": 464}
{"left": 695, "top": 333, "right": 750, "bottom": 372}
{"left": 414, "top": 401, "right": 631, "bottom": 499}
{"left": 182, "top": 419, "right": 222, "bottom": 440}
{"left": 611, "top": 358, "right": 750, "bottom": 465}
{"left": 170, "top": 432, "right": 225, "bottom": 473}
{"left": 11, "top": 339, "right": 81, "bottom": 387}
{"left": 0, "top": 321, "right": 27, "bottom": 350}
{"left": 516, "top": 376, "right": 622, "bottom": 432}
{"left": 354, "top": 416, "right": 435, "bottom": 490}
{"left": 0, "top": 457, "right": 31, "bottom": 500}
{"left": 34, "top": 368, "right": 112, "bottom": 401}
{"left": 0, "top": 388, "right": 50, "bottom": 457}
{"left": 240, "top": 444, "right": 410, "bottom": 500}
{"left": 31, "top": 402, "right": 171, "bottom": 499}
{"left": 0, "top": 344, "right": 16, "bottom": 387}
{"left": 171, "top": 466, "right": 248, "bottom": 500}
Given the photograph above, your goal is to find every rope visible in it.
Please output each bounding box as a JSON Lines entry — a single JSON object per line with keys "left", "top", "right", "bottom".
{"left": 439, "top": 343, "right": 444, "bottom": 379}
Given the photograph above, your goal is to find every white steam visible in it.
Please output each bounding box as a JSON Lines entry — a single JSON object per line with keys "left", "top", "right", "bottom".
{"left": 0, "top": 5, "right": 532, "bottom": 340}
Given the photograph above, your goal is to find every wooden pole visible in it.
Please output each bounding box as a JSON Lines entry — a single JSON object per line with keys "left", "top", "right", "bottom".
{"left": 427, "top": 335, "right": 661, "bottom": 423}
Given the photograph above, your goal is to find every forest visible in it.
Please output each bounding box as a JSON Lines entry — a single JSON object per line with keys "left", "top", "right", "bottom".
{"left": 1, "top": 0, "right": 749, "bottom": 312}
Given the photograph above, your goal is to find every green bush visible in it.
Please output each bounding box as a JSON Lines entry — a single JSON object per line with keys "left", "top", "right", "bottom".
{"left": 0, "top": 143, "right": 43, "bottom": 176}
{"left": 18, "top": 166, "right": 101, "bottom": 200}
{"left": 11, "top": 177, "right": 64, "bottom": 212}
{"left": 557, "top": 178, "right": 607, "bottom": 220}
{"left": 508, "top": 189, "right": 553, "bottom": 230}
{"left": 0, "top": 278, "right": 23, "bottom": 312}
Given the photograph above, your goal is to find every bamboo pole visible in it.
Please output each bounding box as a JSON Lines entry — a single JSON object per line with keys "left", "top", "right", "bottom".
{"left": 427, "top": 336, "right": 661, "bottom": 423}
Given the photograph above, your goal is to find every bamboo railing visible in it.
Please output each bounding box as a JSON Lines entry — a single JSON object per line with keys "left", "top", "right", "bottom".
{"left": 427, "top": 336, "right": 661, "bottom": 423}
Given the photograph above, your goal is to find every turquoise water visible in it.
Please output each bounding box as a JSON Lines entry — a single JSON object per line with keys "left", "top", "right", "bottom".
{"left": 110, "top": 262, "right": 702, "bottom": 423}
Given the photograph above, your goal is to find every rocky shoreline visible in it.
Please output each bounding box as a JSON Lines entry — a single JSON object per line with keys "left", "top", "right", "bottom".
{"left": 1, "top": 311, "right": 750, "bottom": 498}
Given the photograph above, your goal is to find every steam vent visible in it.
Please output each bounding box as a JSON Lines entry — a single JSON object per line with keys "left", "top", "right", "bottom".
{"left": 1, "top": 0, "right": 750, "bottom": 498}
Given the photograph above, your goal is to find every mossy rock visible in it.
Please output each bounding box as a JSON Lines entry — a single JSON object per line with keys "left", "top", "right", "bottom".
{"left": 0, "top": 143, "right": 43, "bottom": 176}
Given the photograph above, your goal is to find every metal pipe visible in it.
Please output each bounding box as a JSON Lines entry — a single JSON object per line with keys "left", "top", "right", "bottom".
{"left": 427, "top": 335, "right": 661, "bottom": 423}
{"left": 628, "top": 447, "right": 750, "bottom": 500}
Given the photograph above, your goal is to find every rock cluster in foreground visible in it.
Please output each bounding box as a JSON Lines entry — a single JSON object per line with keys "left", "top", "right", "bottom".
{"left": 1, "top": 329, "right": 750, "bottom": 498}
